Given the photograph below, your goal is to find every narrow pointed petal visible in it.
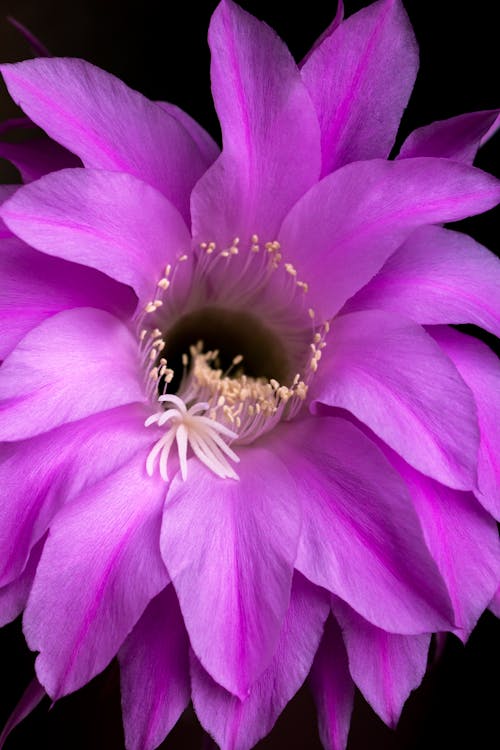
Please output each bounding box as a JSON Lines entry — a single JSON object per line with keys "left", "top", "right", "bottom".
{"left": 312, "top": 311, "right": 479, "bottom": 490}
{"left": 333, "top": 599, "right": 430, "bottom": 727}
{"left": 0, "top": 236, "right": 136, "bottom": 359}
{"left": 161, "top": 447, "right": 301, "bottom": 698}
{"left": 429, "top": 327, "right": 500, "bottom": 520}
{"left": 383, "top": 449, "right": 500, "bottom": 640}
{"left": 191, "top": 574, "right": 329, "bottom": 750}
{"left": 23, "top": 452, "right": 169, "bottom": 699}
{"left": 0, "top": 539, "right": 43, "bottom": 626}
{"left": 309, "top": 616, "right": 354, "bottom": 750}
{"left": 0, "top": 678, "right": 45, "bottom": 750}
{"left": 0, "top": 405, "right": 154, "bottom": 587}
{"left": 271, "top": 417, "right": 453, "bottom": 633}
{"left": 119, "top": 586, "right": 190, "bottom": 750}
{"left": 344, "top": 226, "right": 500, "bottom": 338}
{"left": 279, "top": 158, "right": 500, "bottom": 321}
{"left": 157, "top": 101, "right": 220, "bottom": 166}
{"left": 0, "top": 168, "right": 191, "bottom": 307}
{"left": 191, "top": 0, "right": 321, "bottom": 245}
{"left": 0, "top": 308, "right": 144, "bottom": 441}
{"left": 0, "top": 135, "right": 80, "bottom": 183}
{"left": 0, "top": 58, "right": 209, "bottom": 219}
{"left": 302, "top": 0, "right": 418, "bottom": 174}
{"left": 398, "top": 110, "right": 500, "bottom": 164}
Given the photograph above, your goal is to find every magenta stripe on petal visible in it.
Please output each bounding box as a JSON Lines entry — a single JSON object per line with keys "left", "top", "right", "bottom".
{"left": 191, "top": 574, "right": 329, "bottom": 750}
{"left": 0, "top": 308, "right": 144, "bottom": 441}
{"left": 23, "top": 451, "right": 169, "bottom": 699}
{"left": 119, "top": 585, "right": 190, "bottom": 750}
{"left": 310, "top": 615, "right": 354, "bottom": 750}
{"left": 161, "top": 446, "right": 301, "bottom": 698}
{"left": 302, "top": 0, "right": 418, "bottom": 174}
{"left": 0, "top": 57, "right": 210, "bottom": 220}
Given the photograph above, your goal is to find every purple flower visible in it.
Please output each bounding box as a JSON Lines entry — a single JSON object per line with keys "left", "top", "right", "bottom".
{"left": 0, "top": 1, "right": 499, "bottom": 748}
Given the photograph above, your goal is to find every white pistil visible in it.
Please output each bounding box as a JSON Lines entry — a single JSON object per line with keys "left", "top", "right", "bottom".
{"left": 145, "top": 394, "right": 240, "bottom": 482}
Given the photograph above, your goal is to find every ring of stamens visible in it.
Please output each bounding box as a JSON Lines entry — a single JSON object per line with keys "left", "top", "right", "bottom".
{"left": 138, "top": 235, "right": 329, "bottom": 482}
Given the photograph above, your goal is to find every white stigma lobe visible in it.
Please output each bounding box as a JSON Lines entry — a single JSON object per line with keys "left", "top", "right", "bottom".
{"left": 145, "top": 394, "right": 240, "bottom": 482}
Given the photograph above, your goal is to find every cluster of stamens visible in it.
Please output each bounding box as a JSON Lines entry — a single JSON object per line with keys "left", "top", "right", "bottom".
{"left": 137, "top": 235, "right": 329, "bottom": 482}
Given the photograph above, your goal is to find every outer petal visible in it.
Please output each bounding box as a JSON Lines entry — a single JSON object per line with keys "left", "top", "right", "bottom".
{"left": 119, "top": 585, "right": 190, "bottom": 750}
{"left": 398, "top": 110, "right": 500, "bottom": 164}
{"left": 344, "top": 226, "right": 500, "bottom": 337}
{"left": 383, "top": 450, "right": 500, "bottom": 640}
{"left": 312, "top": 310, "right": 479, "bottom": 490}
{"left": 333, "top": 599, "right": 430, "bottom": 727}
{"left": 160, "top": 447, "right": 301, "bottom": 698}
{"left": 191, "top": 0, "right": 321, "bottom": 246}
{"left": 23, "top": 451, "right": 169, "bottom": 699}
{"left": 429, "top": 327, "right": 500, "bottom": 520}
{"left": 0, "top": 134, "right": 80, "bottom": 183}
{"left": 309, "top": 616, "right": 354, "bottom": 750}
{"left": 0, "top": 168, "right": 191, "bottom": 307}
{"left": 0, "top": 58, "right": 209, "bottom": 219}
{"left": 191, "top": 574, "right": 329, "bottom": 750}
{"left": 0, "top": 404, "right": 154, "bottom": 587}
{"left": 157, "top": 101, "right": 220, "bottom": 166}
{"left": 0, "top": 678, "right": 45, "bottom": 750}
{"left": 301, "top": 0, "right": 418, "bottom": 174}
{"left": 278, "top": 158, "right": 500, "bottom": 321}
{"left": 0, "top": 307, "right": 144, "bottom": 441}
{"left": 0, "top": 236, "right": 136, "bottom": 359}
{"left": 270, "top": 417, "right": 454, "bottom": 633}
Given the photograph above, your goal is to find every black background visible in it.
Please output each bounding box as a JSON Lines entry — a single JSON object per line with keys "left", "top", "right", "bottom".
{"left": 0, "top": 1, "right": 499, "bottom": 748}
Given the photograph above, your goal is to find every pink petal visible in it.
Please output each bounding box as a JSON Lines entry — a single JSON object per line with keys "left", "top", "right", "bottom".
{"left": 160, "top": 446, "right": 301, "bottom": 698}
{"left": 0, "top": 678, "right": 45, "bottom": 750}
{"left": 0, "top": 168, "right": 191, "bottom": 307}
{"left": 191, "top": 0, "right": 321, "bottom": 246}
{"left": 333, "top": 598, "right": 430, "bottom": 727}
{"left": 272, "top": 416, "right": 453, "bottom": 634}
{"left": 309, "top": 616, "right": 354, "bottom": 750}
{"left": 157, "top": 101, "right": 220, "bottom": 166}
{"left": 23, "top": 451, "right": 169, "bottom": 699}
{"left": 344, "top": 226, "right": 500, "bottom": 338}
{"left": 191, "top": 573, "right": 329, "bottom": 750}
{"left": 119, "top": 585, "right": 190, "bottom": 750}
{"left": 301, "top": 0, "right": 418, "bottom": 175}
{"left": 0, "top": 404, "right": 153, "bottom": 587}
{"left": 0, "top": 236, "right": 136, "bottom": 360}
{"left": 278, "top": 158, "right": 500, "bottom": 321}
{"left": 398, "top": 110, "right": 500, "bottom": 164}
{"left": 312, "top": 310, "right": 479, "bottom": 490}
{"left": 429, "top": 327, "right": 500, "bottom": 520}
{"left": 0, "top": 308, "right": 144, "bottom": 441}
{"left": 0, "top": 58, "right": 210, "bottom": 220}
{"left": 0, "top": 134, "right": 80, "bottom": 183}
{"left": 0, "top": 539, "right": 43, "bottom": 626}
{"left": 383, "top": 449, "right": 500, "bottom": 641}
{"left": 490, "top": 586, "right": 500, "bottom": 618}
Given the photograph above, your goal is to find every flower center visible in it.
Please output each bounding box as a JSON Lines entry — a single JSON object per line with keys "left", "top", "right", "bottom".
{"left": 137, "top": 235, "right": 328, "bottom": 481}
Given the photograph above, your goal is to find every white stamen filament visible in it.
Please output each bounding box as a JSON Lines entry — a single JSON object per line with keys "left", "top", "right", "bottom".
{"left": 145, "top": 395, "right": 240, "bottom": 482}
